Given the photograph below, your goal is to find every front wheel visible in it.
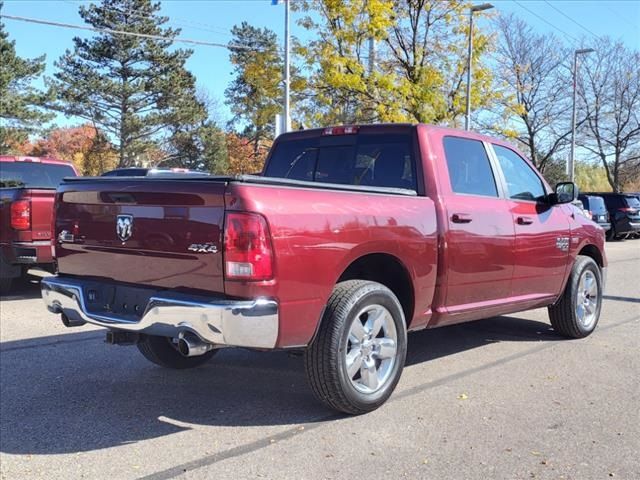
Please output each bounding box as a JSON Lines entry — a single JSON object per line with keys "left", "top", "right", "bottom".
{"left": 137, "top": 335, "right": 217, "bottom": 369}
{"left": 304, "top": 280, "right": 407, "bottom": 415}
{"left": 548, "top": 256, "right": 603, "bottom": 338}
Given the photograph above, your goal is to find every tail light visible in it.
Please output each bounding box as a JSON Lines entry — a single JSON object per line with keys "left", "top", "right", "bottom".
{"left": 224, "top": 212, "right": 273, "bottom": 281}
{"left": 10, "top": 200, "right": 31, "bottom": 230}
{"left": 618, "top": 207, "right": 637, "bottom": 213}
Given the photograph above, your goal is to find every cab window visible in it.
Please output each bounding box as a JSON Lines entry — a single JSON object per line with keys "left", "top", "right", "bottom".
{"left": 493, "top": 145, "right": 545, "bottom": 202}
{"left": 443, "top": 137, "right": 498, "bottom": 197}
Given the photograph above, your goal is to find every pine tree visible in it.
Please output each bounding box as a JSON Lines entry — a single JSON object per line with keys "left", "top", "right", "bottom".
{"left": 52, "top": 0, "right": 206, "bottom": 167}
{"left": 0, "top": 2, "right": 52, "bottom": 151}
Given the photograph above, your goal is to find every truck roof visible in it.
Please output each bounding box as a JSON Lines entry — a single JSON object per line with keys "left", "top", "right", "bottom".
{"left": 0, "top": 156, "right": 73, "bottom": 166}
{"left": 276, "top": 123, "right": 521, "bottom": 151}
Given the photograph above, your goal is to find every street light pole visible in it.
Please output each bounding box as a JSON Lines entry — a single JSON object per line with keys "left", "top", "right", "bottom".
{"left": 284, "top": 0, "right": 291, "bottom": 133}
{"left": 569, "top": 48, "right": 594, "bottom": 181}
{"left": 465, "top": 3, "right": 493, "bottom": 131}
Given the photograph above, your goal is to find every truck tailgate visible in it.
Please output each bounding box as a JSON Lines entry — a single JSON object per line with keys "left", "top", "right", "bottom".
{"left": 54, "top": 179, "right": 226, "bottom": 294}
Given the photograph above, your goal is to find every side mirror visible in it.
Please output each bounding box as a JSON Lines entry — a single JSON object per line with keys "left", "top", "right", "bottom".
{"left": 549, "top": 182, "right": 578, "bottom": 205}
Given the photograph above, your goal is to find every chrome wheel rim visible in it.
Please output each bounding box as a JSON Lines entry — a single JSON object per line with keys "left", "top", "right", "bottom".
{"left": 576, "top": 270, "right": 599, "bottom": 329}
{"left": 344, "top": 304, "right": 398, "bottom": 394}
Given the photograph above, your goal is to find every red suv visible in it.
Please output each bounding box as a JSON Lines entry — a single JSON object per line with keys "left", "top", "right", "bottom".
{"left": 0, "top": 156, "right": 78, "bottom": 294}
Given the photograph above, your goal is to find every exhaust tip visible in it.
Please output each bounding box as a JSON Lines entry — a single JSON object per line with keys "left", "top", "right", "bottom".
{"left": 177, "top": 338, "right": 190, "bottom": 356}
{"left": 61, "top": 313, "right": 86, "bottom": 328}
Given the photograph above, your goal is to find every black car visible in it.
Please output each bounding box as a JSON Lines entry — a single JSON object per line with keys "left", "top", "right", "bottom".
{"left": 586, "top": 192, "right": 640, "bottom": 240}
{"left": 577, "top": 194, "right": 611, "bottom": 232}
{"left": 101, "top": 167, "right": 210, "bottom": 177}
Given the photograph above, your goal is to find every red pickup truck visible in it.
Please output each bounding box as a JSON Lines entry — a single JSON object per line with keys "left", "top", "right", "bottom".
{"left": 41, "top": 125, "right": 606, "bottom": 414}
{"left": 0, "top": 156, "right": 77, "bottom": 294}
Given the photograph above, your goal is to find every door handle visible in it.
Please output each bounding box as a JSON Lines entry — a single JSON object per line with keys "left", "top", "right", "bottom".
{"left": 517, "top": 216, "right": 534, "bottom": 225}
{"left": 451, "top": 213, "right": 473, "bottom": 223}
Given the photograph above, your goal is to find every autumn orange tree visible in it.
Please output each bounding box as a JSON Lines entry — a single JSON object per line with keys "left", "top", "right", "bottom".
{"left": 24, "top": 124, "right": 117, "bottom": 175}
{"left": 225, "top": 133, "right": 268, "bottom": 175}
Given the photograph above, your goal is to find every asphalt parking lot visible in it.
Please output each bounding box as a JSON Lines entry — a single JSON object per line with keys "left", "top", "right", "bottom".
{"left": 1, "top": 241, "right": 638, "bottom": 480}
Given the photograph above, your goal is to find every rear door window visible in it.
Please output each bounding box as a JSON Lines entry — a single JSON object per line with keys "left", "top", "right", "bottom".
{"left": 443, "top": 137, "right": 498, "bottom": 197}
{"left": 493, "top": 145, "right": 545, "bottom": 201}
{"left": 264, "top": 132, "right": 416, "bottom": 190}
{"left": 0, "top": 162, "right": 76, "bottom": 189}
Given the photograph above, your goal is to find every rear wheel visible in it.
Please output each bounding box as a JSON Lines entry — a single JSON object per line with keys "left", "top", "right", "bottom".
{"left": 304, "top": 280, "right": 407, "bottom": 414}
{"left": 548, "top": 256, "right": 602, "bottom": 338}
{"left": 137, "top": 335, "right": 217, "bottom": 369}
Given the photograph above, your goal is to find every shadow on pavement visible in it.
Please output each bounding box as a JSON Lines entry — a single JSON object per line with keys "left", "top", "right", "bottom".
{"left": 603, "top": 294, "right": 640, "bottom": 304}
{"left": 0, "top": 272, "right": 44, "bottom": 302}
{"left": 0, "top": 315, "right": 562, "bottom": 455}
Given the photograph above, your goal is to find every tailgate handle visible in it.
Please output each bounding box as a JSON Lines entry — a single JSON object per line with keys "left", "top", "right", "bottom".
{"left": 517, "top": 216, "right": 534, "bottom": 225}
{"left": 451, "top": 213, "right": 472, "bottom": 224}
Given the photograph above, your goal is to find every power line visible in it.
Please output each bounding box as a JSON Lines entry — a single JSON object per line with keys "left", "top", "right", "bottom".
{"left": 512, "top": 0, "right": 579, "bottom": 45}
{"left": 542, "top": 0, "right": 601, "bottom": 40}
{"left": 62, "top": 0, "right": 235, "bottom": 38}
{"left": 0, "top": 13, "right": 254, "bottom": 50}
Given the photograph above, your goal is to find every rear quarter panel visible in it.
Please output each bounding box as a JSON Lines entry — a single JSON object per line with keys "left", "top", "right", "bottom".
{"left": 224, "top": 183, "right": 438, "bottom": 347}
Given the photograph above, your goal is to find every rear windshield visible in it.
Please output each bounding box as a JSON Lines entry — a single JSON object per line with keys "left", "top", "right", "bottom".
{"left": 625, "top": 196, "right": 640, "bottom": 208}
{"left": 0, "top": 162, "right": 76, "bottom": 189}
{"left": 583, "top": 196, "right": 607, "bottom": 213}
{"left": 264, "top": 132, "right": 417, "bottom": 190}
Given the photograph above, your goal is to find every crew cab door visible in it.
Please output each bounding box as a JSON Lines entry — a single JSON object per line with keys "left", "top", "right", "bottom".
{"left": 490, "top": 144, "right": 571, "bottom": 298}
{"left": 436, "top": 136, "right": 515, "bottom": 320}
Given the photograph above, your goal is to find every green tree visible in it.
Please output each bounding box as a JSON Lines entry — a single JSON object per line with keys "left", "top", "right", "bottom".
{"left": 52, "top": 0, "right": 206, "bottom": 167}
{"left": 0, "top": 2, "right": 52, "bottom": 151}
{"left": 163, "top": 122, "right": 228, "bottom": 173}
{"left": 225, "top": 22, "right": 282, "bottom": 158}
{"left": 295, "top": 0, "right": 497, "bottom": 126}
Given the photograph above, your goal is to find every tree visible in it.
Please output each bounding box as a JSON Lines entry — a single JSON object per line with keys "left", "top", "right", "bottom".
{"left": 225, "top": 133, "right": 267, "bottom": 175}
{"left": 52, "top": 0, "right": 206, "bottom": 167}
{"left": 578, "top": 38, "right": 640, "bottom": 192}
{"left": 225, "top": 22, "right": 282, "bottom": 158}
{"left": 162, "top": 90, "right": 228, "bottom": 173}
{"left": 489, "top": 14, "right": 573, "bottom": 173}
{"left": 0, "top": 1, "right": 51, "bottom": 151}
{"left": 295, "top": 0, "right": 497, "bottom": 126}
{"left": 26, "top": 124, "right": 117, "bottom": 175}
{"left": 163, "top": 122, "right": 228, "bottom": 173}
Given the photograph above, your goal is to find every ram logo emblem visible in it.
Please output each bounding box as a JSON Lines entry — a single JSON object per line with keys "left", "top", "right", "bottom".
{"left": 116, "top": 215, "right": 134, "bottom": 242}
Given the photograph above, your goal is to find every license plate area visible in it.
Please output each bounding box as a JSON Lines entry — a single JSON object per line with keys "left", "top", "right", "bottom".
{"left": 82, "top": 282, "right": 157, "bottom": 320}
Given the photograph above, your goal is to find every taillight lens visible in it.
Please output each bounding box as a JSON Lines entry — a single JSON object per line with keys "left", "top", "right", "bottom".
{"left": 224, "top": 212, "right": 273, "bottom": 281}
{"left": 618, "top": 207, "right": 637, "bottom": 213}
{"left": 10, "top": 200, "right": 31, "bottom": 230}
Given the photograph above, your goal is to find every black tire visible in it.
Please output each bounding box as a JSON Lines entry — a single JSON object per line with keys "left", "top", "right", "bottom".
{"left": 137, "top": 335, "right": 217, "bottom": 369}
{"left": 304, "top": 280, "right": 407, "bottom": 415}
{"left": 0, "top": 277, "right": 13, "bottom": 296}
{"left": 548, "top": 255, "right": 602, "bottom": 339}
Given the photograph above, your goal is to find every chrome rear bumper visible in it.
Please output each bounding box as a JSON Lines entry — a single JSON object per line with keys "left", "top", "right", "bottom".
{"left": 41, "top": 276, "right": 279, "bottom": 348}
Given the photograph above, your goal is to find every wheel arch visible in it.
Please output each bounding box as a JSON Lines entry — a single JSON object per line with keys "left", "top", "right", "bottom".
{"left": 578, "top": 243, "right": 604, "bottom": 268}
{"left": 336, "top": 253, "right": 415, "bottom": 328}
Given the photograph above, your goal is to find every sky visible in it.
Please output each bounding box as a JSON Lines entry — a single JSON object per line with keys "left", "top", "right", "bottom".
{"left": 2, "top": 0, "right": 640, "bottom": 127}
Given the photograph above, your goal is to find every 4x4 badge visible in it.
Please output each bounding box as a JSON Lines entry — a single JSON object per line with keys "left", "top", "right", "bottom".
{"left": 116, "top": 214, "right": 134, "bottom": 242}
{"left": 188, "top": 243, "right": 218, "bottom": 254}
